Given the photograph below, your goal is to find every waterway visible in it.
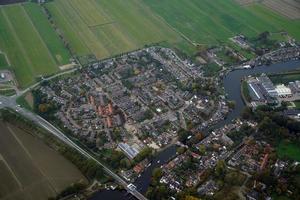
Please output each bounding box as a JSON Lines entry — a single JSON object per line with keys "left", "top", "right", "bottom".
{"left": 89, "top": 60, "right": 300, "bottom": 200}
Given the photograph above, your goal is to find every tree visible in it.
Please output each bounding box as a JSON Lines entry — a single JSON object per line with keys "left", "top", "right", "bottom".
{"left": 152, "top": 168, "right": 163, "bottom": 181}
{"left": 134, "top": 147, "right": 153, "bottom": 163}
{"left": 178, "top": 129, "right": 190, "bottom": 143}
{"left": 184, "top": 196, "right": 201, "bottom": 200}
{"left": 177, "top": 146, "right": 186, "bottom": 154}
{"left": 215, "top": 160, "right": 226, "bottom": 178}
{"left": 199, "top": 144, "right": 206, "bottom": 155}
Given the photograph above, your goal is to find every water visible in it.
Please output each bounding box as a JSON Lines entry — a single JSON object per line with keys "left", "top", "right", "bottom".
{"left": 89, "top": 60, "right": 300, "bottom": 200}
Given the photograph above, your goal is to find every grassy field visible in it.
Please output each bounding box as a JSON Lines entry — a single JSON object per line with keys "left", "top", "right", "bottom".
{"left": 269, "top": 70, "right": 300, "bottom": 84}
{"left": 0, "top": 121, "right": 87, "bottom": 200}
{"left": 23, "top": 3, "right": 70, "bottom": 65}
{"left": 277, "top": 141, "right": 300, "bottom": 161}
{"left": 0, "top": 3, "right": 70, "bottom": 88}
{"left": 0, "top": 88, "right": 16, "bottom": 96}
{"left": 45, "top": 0, "right": 183, "bottom": 59}
{"left": 143, "top": 0, "right": 300, "bottom": 45}
{"left": 242, "top": 80, "right": 251, "bottom": 102}
{"left": 0, "top": 53, "right": 8, "bottom": 69}
{"left": 202, "top": 63, "right": 223, "bottom": 76}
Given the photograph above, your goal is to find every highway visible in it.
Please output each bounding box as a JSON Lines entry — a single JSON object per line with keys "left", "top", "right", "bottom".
{"left": 0, "top": 92, "right": 147, "bottom": 200}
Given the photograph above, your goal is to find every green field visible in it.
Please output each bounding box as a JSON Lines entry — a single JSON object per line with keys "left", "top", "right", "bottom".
{"left": 269, "top": 70, "right": 300, "bottom": 84}
{"left": 0, "top": 53, "right": 8, "bottom": 69}
{"left": 45, "top": 0, "right": 183, "bottom": 59}
{"left": 277, "top": 141, "right": 300, "bottom": 161}
{"left": 0, "top": 3, "right": 70, "bottom": 88}
{"left": 23, "top": 3, "right": 71, "bottom": 65}
{"left": 0, "top": 121, "right": 87, "bottom": 200}
{"left": 143, "top": 0, "right": 300, "bottom": 45}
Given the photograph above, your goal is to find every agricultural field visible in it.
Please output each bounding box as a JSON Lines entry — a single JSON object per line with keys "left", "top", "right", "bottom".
{"left": 0, "top": 121, "right": 87, "bottom": 200}
{"left": 45, "top": 0, "right": 183, "bottom": 60}
{"left": 262, "top": 0, "right": 300, "bottom": 20}
{"left": 143, "top": 0, "right": 300, "bottom": 45}
{"left": 0, "top": 3, "right": 70, "bottom": 88}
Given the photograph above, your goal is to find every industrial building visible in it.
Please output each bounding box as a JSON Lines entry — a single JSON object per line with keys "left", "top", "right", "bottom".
{"left": 247, "top": 74, "right": 300, "bottom": 106}
{"left": 118, "top": 143, "right": 140, "bottom": 159}
{"left": 256, "top": 74, "right": 278, "bottom": 97}
{"left": 275, "top": 84, "right": 292, "bottom": 97}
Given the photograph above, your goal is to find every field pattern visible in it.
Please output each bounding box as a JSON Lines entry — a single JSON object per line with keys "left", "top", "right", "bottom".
{"left": 23, "top": 3, "right": 71, "bottom": 65}
{"left": 45, "top": 0, "right": 182, "bottom": 59}
{"left": 0, "top": 3, "right": 70, "bottom": 88}
{"left": 143, "top": 0, "right": 300, "bottom": 44}
{"left": 0, "top": 121, "right": 87, "bottom": 200}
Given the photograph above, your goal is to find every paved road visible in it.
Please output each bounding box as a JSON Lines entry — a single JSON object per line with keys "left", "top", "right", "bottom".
{"left": 0, "top": 94, "right": 147, "bottom": 200}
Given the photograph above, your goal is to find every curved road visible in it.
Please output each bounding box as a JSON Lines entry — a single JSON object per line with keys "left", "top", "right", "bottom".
{"left": 0, "top": 90, "right": 147, "bottom": 200}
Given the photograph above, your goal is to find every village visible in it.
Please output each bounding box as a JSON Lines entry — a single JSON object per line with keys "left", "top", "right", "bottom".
{"left": 37, "top": 47, "right": 229, "bottom": 162}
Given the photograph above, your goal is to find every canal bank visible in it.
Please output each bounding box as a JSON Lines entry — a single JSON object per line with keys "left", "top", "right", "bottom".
{"left": 89, "top": 60, "right": 300, "bottom": 200}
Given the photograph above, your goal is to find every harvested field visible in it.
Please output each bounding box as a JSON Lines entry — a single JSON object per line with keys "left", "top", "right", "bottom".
{"left": 262, "top": 0, "right": 300, "bottom": 19}
{"left": 0, "top": 121, "right": 87, "bottom": 200}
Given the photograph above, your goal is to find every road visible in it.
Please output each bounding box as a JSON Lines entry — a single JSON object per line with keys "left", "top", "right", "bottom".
{"left": 0, "top": 92, "right": 147, "bottom": 200}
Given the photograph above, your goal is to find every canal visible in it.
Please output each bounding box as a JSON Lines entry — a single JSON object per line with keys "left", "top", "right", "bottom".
{"left": 90, "top": 60, "right": 300, "bottom": 200}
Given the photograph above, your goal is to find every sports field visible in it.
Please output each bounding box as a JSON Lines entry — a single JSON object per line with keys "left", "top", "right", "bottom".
{"left": 0, "top": 3, "right": 70, "bottom": 88}
{"left": 45, "top": 0, "right": 183, "bottom": 59}
{"left": 0, "top": 121, "right": 87, "bottom": 200}
{"left": 143, "top": 0, "right": 300, "bottom": 44}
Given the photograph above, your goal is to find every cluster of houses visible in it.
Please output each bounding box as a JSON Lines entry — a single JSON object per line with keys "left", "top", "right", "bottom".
{"left": 39, "top": 47, "right": 228, "bottom": 160}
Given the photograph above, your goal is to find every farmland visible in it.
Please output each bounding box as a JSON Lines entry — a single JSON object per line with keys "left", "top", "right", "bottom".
{"left": 262, "top": 0, "right": 300, "bottom": 20}
{"left": 0, "top": 121, "right": 87, "bottom": 200}
{"left": 143, "top": 0, "right": 300, "bottom": 44}
{"left": 0, "top": 3, "right": 70, "bottom": 88}
{"left": 45, "top": 0, "right": 183, "bottom": 59}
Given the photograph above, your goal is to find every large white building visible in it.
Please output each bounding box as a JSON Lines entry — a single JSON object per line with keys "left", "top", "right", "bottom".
{"left": 275, "top": 84, "right": 292, "bottom": 97}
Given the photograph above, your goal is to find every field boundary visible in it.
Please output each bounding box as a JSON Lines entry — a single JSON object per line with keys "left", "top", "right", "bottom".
{"left": 1, "top": 8, "right": 35, "bottom": 76}
{"left": 0, "top": 154, "right": 23, "bottom": 188}
{"left": 0, "top": 50, "right": 11, "bottom": 66}
{"left": 21, "top": 5, "right": 57, "bottom": 68}
{"left": 7, "top": 125, "right": 58, "bottom": 194}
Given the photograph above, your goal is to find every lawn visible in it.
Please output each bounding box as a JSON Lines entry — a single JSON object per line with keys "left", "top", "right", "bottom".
{"left": 0, "top": 4, "right": 65, "bottom": 88}
{"left": 143, "top": 0, "right": 300, "bottom": 45}
{"left": 277, "top": 141, "right": 300, "bottom": 161}
{"left": 0, "top": 121, "right": 87, "bottom": 200}
{"left": 45, "top": 0, "right": 184, "bottom": 59}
